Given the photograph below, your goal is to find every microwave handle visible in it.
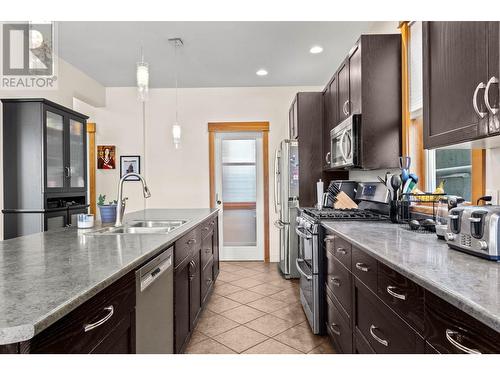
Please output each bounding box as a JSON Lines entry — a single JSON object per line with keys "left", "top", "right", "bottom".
{"left": 339, "top": 128, "right": 348, "bottom": 161}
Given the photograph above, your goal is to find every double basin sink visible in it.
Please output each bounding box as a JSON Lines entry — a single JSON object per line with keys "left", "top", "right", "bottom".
{"left": 87, "top": 220, "right": 187, "bottom": 235}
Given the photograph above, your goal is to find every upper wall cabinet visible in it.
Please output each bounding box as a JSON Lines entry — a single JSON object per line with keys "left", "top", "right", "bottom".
{"left": 323, "top": 34, "right": 402, "bottom": 170}
{"left": 423, "top": 22, "right": 500, "bottom": 149}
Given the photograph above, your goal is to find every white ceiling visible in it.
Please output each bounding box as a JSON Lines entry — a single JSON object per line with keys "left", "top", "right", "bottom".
{"left": 57, "top": 21, "right": 378, "bottom": 88}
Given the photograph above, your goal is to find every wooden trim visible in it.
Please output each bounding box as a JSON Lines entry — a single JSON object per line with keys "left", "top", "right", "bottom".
{"left": 208, "top": 122, "right": 270, "bottom": 262}
{"left": 209, "top": 131, "right": 215, "bottom": 208}
{"left": 263, "top": 131, "right": 270, "bottom": 263}
{"left": 223, "top": 202, "right": 257, "bottom": 210}
{"left": 399, "top": 21, "right": 410, "bottom": 158}
{"left": 208, "top": 122, "right": 269, "bottom": 132}
{"left": 471, "top": 149, "right": 486, "bottom": 204}
{"left": 87, "top": 122, "right": 96, "bottom": 215}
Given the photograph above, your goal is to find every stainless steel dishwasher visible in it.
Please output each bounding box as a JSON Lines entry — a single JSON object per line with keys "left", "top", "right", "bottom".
{"left": 136, "top": 247, "right": 173, "bottom": 354}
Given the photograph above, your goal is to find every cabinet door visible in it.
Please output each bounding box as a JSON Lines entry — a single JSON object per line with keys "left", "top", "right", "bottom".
{"left": 338, "top": 60, "right": 350, "bottom": 122}
{"left": 68, "top": 117, "right": 87, "bottom": 191}
{"left": 349, "top": 43, "right": 362, "bottom": 115}
{"left": 423, "top": 22, "right": 490, "bottom": 148}
{"left": 44, "top": 108, "right": 66, "bottom": 192}
{"left": 189, "top": 250, "right": 202, "bottom": 329}
{"left": 293, "top": 98, "right": 299, "bottom": 139}
{"left": 322, "top": 90, "right": 331, "bottom": 169}
{"left": 174, "top": 263, "right": 190, "bottom": 353}
{"left": 213, "top": 218, "right": 220, "bottom": 278}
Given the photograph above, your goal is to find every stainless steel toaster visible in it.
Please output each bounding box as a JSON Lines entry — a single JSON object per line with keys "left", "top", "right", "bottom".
{"left": 445, "top": 205, "right": 500, "bottom": 261}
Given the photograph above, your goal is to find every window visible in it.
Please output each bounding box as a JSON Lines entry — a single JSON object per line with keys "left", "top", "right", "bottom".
{"left": 407, "top": 21, "right": 478, "bottom": 202}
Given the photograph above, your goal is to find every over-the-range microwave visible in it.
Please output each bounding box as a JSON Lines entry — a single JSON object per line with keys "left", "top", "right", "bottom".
{"left": 329, "top": 114, "right": 361, "bottom": 169}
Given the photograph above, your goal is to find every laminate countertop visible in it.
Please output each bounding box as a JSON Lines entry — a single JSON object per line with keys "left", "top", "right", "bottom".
{"left": 0, "top": 208, "right": 218, "bottom": 345}
{"left": 321, "top": 221, "right": 500, "bottom": 333}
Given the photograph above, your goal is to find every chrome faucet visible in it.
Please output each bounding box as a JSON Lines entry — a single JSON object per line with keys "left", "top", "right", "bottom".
{"left": 115, "top": 173, "right": 151, "bottom": 227}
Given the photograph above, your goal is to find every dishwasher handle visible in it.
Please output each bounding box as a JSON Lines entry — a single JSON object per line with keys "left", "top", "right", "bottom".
{"left": 140, "top": 255, "right": 173, "bottom": 292}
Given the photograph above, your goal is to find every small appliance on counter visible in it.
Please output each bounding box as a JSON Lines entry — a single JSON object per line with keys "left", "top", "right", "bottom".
{"left": 435, "top": 196, "right": 465, "bottom": 239}
{"left": 445, "top": 205, "right": 500, "bottom": 261}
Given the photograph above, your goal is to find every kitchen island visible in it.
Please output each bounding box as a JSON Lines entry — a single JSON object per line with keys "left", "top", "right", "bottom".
{"left": 0, "top": 208, "right": 219, "bottom": 353}
{"left": 321, "top": 221, "right": 500, "bottom": 354}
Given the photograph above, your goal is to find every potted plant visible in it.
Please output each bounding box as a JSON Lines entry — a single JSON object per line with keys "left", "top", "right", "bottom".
{"left": 97, "top": 194, "right": 121, "bottom": 224}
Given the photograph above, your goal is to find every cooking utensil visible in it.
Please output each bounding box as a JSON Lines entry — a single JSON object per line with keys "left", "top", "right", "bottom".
{"left": 399, "top": 156, "right": 411, "bottom": 183}
{"left": 390, "top": 174, "right": 402, "bottom": 201}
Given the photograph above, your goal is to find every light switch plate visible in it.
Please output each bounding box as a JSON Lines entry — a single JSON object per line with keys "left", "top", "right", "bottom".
{"left": 485, "top": 189, "right": 499, "bottom": 205}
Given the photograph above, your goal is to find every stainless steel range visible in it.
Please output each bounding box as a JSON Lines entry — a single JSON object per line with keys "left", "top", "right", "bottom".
{"left": 295, "top": 182, "right": 390, "bottom": 335}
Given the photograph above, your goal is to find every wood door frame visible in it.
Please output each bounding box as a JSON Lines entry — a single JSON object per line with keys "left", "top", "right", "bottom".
{"left": 208, "top": 122, "right": 270, "bottom": 262}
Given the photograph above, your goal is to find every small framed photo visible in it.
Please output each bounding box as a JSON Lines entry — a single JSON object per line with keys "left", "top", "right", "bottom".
{"left": 97, "top": 145, "right": 116, "bottom": 169}
{"left": 120, "top": 156, "right": 141, "bottom": 181}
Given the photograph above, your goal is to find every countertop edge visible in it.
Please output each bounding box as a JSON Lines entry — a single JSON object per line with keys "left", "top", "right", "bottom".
{"left": 0, "top": 209, "right": 218, "bottom": 346}
{"left": 321, "top": 222, "right": 500, "bottom": 333}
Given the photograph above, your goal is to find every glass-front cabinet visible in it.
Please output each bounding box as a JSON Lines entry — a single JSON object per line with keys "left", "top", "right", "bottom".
{"left": 43, "top": 104, "right": 87, "bottom": 193}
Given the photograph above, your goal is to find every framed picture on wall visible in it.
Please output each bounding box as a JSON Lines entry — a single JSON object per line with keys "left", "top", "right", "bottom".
{"left": 97, "top": 145, "right": 116, "bottom": 169}
{"left": 120, "top": 155, "right": 141, "bottom": 181}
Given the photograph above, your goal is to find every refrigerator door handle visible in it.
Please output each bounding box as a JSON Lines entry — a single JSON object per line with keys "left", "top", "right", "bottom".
{"left": 274, "top": 149, "right": 281, "bottom": 214}
{"left": 274, "top": 220, "right": 285, "bottom": 229}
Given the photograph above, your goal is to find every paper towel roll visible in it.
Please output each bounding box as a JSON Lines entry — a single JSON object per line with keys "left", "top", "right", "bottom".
{"left": 316, "top": 179, "right": 324, "bottom": 209}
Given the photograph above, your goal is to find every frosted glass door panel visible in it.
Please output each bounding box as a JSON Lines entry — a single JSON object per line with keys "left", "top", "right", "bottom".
{"left": 223, "top": 209, "right": 257, "bottom": 246}
{"left": 222, "top": 165, "right": 256, "bottom": 202}
{"left": 46, "top": 111, "right": 64, "bottom": 188}
{"left": 222, "top": 139, "right": 256, "bottom": 163}
{"left": 69, "top": 119, "right": 85, "bottom": 188}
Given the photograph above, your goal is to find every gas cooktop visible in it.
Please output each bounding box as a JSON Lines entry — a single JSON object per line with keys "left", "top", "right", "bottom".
{"left": 302, "top": 208, "right": 389, "bottom": 221}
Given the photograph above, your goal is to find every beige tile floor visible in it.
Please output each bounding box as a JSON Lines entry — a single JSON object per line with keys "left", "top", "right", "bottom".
{"left": 185, "top": 261, "right": 335, "bottom": 354}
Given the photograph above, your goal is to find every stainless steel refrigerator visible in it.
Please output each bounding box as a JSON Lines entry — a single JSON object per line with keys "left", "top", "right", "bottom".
{"left": 274, "top": 139, "right": 300, "bottom": 279}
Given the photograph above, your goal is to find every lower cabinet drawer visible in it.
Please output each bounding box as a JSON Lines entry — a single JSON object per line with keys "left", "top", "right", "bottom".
{"left": 175, "top": 228, "right": 201, "bottom": 268}
{"left": 201, "top": 260, "right": 214, "bottom": 303}
{"left": 424, "top": 291, "right": 500, "bottom": 354}
{"left": 351, "top": 246, "right": 377, "bottom": 291}
{"left": 29, "top": 272, "right": 135, "bottom": 354}
{"left": 326, "top": 250, "right": 352, "bottom": 319}
{"left": 355, "top": 279, "right": 424, "bottom": 354}
{"left": 377, "top": 262, "right": 424, "bottom": 333}
{"left": 326, "top": 294, "right": 353, "bottom": 353}
{"left": 354, "top": 327, "right": 376, "bottom": 354}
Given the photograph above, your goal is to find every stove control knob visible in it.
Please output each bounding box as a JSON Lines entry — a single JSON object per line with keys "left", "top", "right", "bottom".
{"left": 445, "top": 233, "right": 456, "bottom": 241}
{"left": 478, "top": 240, "right": 488, "bottom": 251}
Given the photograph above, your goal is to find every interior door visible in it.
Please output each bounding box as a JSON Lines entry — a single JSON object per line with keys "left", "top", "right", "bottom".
{"left": 214, "top": 132, "right": 264, "bottom": 261}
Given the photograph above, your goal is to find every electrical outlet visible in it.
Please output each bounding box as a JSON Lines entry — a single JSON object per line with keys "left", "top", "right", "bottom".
{"left": 486, "top": 189, "right": 499, "bottom": 205}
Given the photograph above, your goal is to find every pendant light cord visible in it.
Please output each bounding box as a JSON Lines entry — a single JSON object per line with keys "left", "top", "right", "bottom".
{"left": 174, "top": 43, "right": 178, "bottom": 124}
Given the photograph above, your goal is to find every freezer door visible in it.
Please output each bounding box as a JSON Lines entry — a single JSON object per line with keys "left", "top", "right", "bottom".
{"left": 288, "top": 141, "right": 299, "bottom": 200}
{"left": 279, "top": 140, "right": 299, "bottom": 223}
{"left": 279, "top": 222, "right": 289, "bottom": 275}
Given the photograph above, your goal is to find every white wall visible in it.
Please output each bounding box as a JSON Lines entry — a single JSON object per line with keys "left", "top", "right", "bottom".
{"left": 75, "top": 86, "right": 321, "bottom": 262}
{"left": 0, "top": 57, "right": 105, "bottom": 239}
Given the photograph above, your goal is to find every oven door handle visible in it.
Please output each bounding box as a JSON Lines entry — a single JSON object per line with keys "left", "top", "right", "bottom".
{"left": 295, "top": 258, "right": 312, "bottom": 280}
{"left": 295, "top": 226, "right": 312, "bottom": 240}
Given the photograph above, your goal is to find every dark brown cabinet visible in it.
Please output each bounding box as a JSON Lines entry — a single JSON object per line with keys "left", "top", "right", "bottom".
{"left": 423, "top": 22, "right": 500, "bottom": 148}
{"left": 321, "top": 34, "right": 402, "bottom": 171}
{"left": 27, "top": 271, "right": 136, "bottom": 354}
{"left": 322, "top": 226, "right": 500, "bottom": 354}
{"left": 174, "top": 213, "right": 219, "bottom": 353}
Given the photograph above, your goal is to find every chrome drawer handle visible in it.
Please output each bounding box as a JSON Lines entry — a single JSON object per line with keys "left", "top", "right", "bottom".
{"left": 445, "top": 329, "right": 481, "bottom": 354}
{"left": 324, "top": 236, "right": 335, "bottom": 243}
{"left": 336, "top": 248, "right": 347, "bottom": 255}
{"left": 330, "top": 277, "right": 341, "bottom": 287}
{"left": 203, "top": 226, "right": 209, "bottom": 231}
{"left": 187, "top": 239, "right": 197, "bottom": 245}
{"left": 83, "top": 305, "right": 114, "bottom": 332}
{"left": 369, "top": 325, "right": 389, "bottom": 347}
{"left": 205, "top": 248, "right": 211, "bottom": 253}
{"left": 330, "top": 323, "right": 341, "bottom": 336}
{"left": 355, "top": 262, "right": 369, "bottom": 272}
{"left": 386, "top": 286, "right": 407, "bottom": 300}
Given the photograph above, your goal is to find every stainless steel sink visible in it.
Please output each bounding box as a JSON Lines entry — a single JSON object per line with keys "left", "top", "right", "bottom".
{"left": 85, "top": 220, "right": 187, "bottom": 236}
{"left": 130, "top": 220, "right": 187, "bottom": 228}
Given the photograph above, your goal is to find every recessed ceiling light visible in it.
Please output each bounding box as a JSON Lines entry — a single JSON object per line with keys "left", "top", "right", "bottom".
{"left": 256, "top": 69, "right": 268, "bottom": 76}
{"left": 310, "top": 45, "right": 324, "bottom": 54}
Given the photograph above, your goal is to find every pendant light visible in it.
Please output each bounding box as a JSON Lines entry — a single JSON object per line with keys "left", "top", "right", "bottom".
{"left": 136, "top": 47, "right": 149, "bottom": 102}
{"left": 169, "top": 38, "right": 183, "bottom": 149}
